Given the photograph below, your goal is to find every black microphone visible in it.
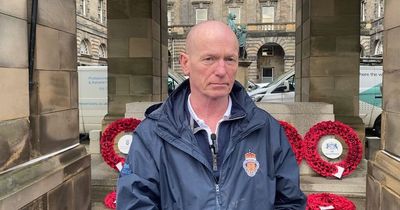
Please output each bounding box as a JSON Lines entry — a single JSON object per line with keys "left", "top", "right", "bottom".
{"left": 210, "top": 133, "right": 217, "bottom": 155}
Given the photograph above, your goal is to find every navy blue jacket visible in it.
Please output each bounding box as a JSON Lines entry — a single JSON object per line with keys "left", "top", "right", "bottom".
{"left": 117, "top": 80, "right": 306, "bottom": 209}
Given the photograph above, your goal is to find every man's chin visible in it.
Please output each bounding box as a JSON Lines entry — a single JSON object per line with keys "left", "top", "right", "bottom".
{"left": 206, "top": 90, "right": 231, "bottom": 99}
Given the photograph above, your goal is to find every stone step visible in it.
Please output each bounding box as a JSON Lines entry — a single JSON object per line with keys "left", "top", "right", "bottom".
{"left": 91, "top": 153, "right": 118, "bottom": 204}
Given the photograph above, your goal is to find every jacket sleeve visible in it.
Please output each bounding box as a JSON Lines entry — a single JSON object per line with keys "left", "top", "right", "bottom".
{"left": 274, "top": 125, "right": 307, "bottom": 210}
{"left": 116, "top": 129, "right": 161, "bottom": 210}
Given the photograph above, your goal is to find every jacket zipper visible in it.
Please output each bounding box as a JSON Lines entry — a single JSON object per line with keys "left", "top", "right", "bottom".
{"left": 215, "top": 184, "right": 221, "bottom": 210}
{"left": 210, "top": 133, "right": 218, "bottom": 172}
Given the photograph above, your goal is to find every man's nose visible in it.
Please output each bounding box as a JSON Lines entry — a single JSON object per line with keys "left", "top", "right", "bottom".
{"left": 214, "top": 59, "right": 227, "bottom": 76}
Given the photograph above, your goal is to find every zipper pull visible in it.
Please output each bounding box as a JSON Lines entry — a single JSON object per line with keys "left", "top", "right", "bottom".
{"left": 210, "top": 133, "right": 217, "bottom": 155}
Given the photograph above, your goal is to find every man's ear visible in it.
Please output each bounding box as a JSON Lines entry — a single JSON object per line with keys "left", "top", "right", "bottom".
{"left": 179, "top": 52, "right": 190, "bottom": 76}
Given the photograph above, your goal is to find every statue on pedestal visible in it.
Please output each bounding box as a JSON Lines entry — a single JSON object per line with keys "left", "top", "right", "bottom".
{"left": 227, "top": 13, "right": 248, "bottom": 59}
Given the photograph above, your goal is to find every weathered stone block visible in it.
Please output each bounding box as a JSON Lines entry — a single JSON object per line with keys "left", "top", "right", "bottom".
{"left": 383, "top": 0, "right": 400, "bottom": 30}
{"left": 370, "top": 151, "right": 400, "bottom": 195}
{"left": 382, "top": 187, "right": 400, "bottom": 210}
{"left": 0, "top": 13, "right": 28, "bottom": 68}
{"left": 129, "top": 38, "right": 152, "bottom": 58}
{"left": 130, "top": 76, "right": 154, "bottom": 95}
{"left": 35, "top": 25, "right": 60, "bottom": 70}
{"left": 108, "top": 38, "right": 129, "bottom": 57}
{"left": 71, "top": 71, "right": 78, "bottom": 109}
{"left": 383, "top": 27, "right": 400, "bottom": 71}
{"left": 37, "top": 109, "right": 79, "bottom": 155}
{"left": 152, "top": 76, "right": 161, "bottom": 95}
{"left": 366, "top": 175, "right": 381, "bottom": 210}
{"left": 310, "top": 0, "right": 335, "bottom": 17}
{"left": 108, "top": 57, "right": 153, "bottom": 75}
{"left": 108, "top": 19, "right": 149, "bottom": 39}
{"left": 48, "top": 180, "right": 74, "bottom": 209}
{"left": 335, "top": 0, "right": 360, "bottom": 16}
{"left": 37, "top": 70, "right": 72, "bottom": 113}
{"left": 129, "top": 0, "right": 151, "bottom": 18}
{"left": 311, "top": 16, "right": 359, "bottom": 36}
{"left": 59, "top": 31, "right": 77, "bottom": 71}
{"left": 0, "top": 0, "right": 27, "bottom": 20}
{"left": 0, "top": 118, "right": 30, "bottom": 171}
{"left": 36, "top": 0, "right": 76, "bottom": 34}
{"left": 382, "top": 111, "right": 400, "bottom": 156}
{"left": 0, "top": 68, "right": 29, "bottom": 121}
{"left": 309, "top": 56, "right": 359, "bottom": 77}
{"left": 73, "top": 168, "right": 91, "bottom": 210}
{"left": 0, "top": 146, "right": 89, "bottom": 209}
{"left": 382, "top": 70, "right": 400, "bottom": 113}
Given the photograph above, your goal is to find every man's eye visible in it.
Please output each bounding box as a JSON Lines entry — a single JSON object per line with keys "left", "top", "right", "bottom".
{"left": 203, "top": 57, "right": 215, "bottom": 64}
{"left": 225, "top": 57, "right": 237, "bottom": 64}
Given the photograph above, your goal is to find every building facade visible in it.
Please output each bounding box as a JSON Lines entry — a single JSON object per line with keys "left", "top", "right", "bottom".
{"left": 360, "top": 0, "right": 384, "bottom": 58}
{"left": 169, "top": 0, "right": 385, "bottom": 83}
{"left": 168, "top": 0, "right": 296, "bottom": 84}
{"left": 76, "top": 0, "right": 108, "bottom": 66}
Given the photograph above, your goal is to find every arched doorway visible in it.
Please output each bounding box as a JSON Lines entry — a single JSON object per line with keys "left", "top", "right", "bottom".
{"left": 256, "top": 43, "right": 285, "bottom": 83}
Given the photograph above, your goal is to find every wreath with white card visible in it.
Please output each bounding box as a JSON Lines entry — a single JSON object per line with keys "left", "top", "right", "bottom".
{"left": 100, "top": 118, "right": 141, "bottom": 171}
{"left": 303, "top": 121, "right": 362, "bottom": 178}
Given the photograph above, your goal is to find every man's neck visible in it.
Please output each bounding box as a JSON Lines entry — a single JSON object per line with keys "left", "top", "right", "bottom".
{"left": 189, "top": 94, "right": 229, "bottom": 132}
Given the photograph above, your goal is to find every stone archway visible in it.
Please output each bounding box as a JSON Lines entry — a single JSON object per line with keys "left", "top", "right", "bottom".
{"left": 256, "top": 43, "right": 285, "bottom": 83}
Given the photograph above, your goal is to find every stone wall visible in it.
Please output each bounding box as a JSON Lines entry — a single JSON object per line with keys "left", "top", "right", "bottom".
{"left": 366, "top": 0, "right": 400, "bottom": 209}
{"left": 104, "top": 0, "right": 169, "bottom": 125}
{"left": 0, "top": 0, "right": 90, "bottom": 208}
{"left": 0, "top": 0, "right": 30, "bottom": 170}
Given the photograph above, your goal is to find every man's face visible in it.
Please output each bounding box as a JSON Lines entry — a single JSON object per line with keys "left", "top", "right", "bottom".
{"left": 180, "top": 24, "right": 239, "bottom": 101}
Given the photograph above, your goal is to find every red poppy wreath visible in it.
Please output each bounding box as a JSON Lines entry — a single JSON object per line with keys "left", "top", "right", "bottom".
{"left": 279, "top": 120, "right": 303, "bottom": 165}
{"left": 104, "top": 191, "right": 116, "bottom": 209}
{"left": 100, "top": 118, "right": 141, "bottom": 171}
{"left": 303, "top": 121, "right": 362, "bottom": 178}
{"left": 306, "top": 193, "right": 356, "bottom": 210}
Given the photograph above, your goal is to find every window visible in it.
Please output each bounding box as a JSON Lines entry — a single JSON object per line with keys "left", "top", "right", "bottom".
{"left": 361, "top": 0, "right": 367, "bottom": 21}
{"left": 262, "top": 6, "right": 275, "bottom": 23}
{"left": 378, "top": 0, "right": 384, "bottom": 18}
{"left": 168, "top": 10, "right": 172, "bottom": 26}
{"left": 99, "top": 44, "right": 107, "bottom": 58}
{"left": 262, "top": 67, "right": 273, "bottom": 83}
{"left": 196, "top": 9, "right": 208, "bottom": 24}
{"left": 98, "top": 0, "right": 106, "bottom": 24}
{"left": 80, "top": 39, "right": 90, "bottom": 55}
{"left": 262, "top": 46, "right": 274, "bottom": 56}
{"left": 80, "top": 0, "right": 87, "bottom": 16}
{"left": 228, "top": 7, "right": 241, "bottom": 24}
{"left": 374, "top": 40, "right": 383, "bottom": 56}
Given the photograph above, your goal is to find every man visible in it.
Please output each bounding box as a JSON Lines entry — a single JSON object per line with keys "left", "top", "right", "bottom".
{"left": 117, "top": 21, "right": 306, "bottom": 209}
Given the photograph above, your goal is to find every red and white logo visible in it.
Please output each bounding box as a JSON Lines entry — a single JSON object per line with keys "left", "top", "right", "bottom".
{"left": 242, "top": 152, "right": 259, "bottom": 177}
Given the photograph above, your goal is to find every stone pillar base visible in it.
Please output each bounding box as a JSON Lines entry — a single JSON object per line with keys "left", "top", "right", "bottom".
{"left": 0, "top": 145, "right": 91, "bottom": 209}
{"left": 367, "top": 150, "right": 400, "bottom": 209}
{"left": 102, "top": 113, "right": 125, "bottom": 130}
{"left": 236, "top": 60, "right": 252, "bottom": 88}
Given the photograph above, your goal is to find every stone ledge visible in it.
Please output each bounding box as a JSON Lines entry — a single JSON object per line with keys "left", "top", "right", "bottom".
{"left": 301, "top": 159, "right": 367, "bottom": 209}
{"left": 0, "top": 145, "right": 90, "bottom": 209}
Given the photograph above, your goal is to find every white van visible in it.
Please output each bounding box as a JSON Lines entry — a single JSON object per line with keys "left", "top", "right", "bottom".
{"left": 359, "top": 64, "right": 382, "bottom": 136}
{"left": 78, "top": 66, "right": 186, "bottom": 136}
{"left": 78, "top": 66, "right": 108, "bottom": 135}
{"left": 253, "top": 65, "right": 383, "bottom": 136}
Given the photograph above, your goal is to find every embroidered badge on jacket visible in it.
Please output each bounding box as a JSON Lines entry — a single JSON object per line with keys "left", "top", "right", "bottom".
{"left": 242, "top": 152, "right": 259, "bottom": 177}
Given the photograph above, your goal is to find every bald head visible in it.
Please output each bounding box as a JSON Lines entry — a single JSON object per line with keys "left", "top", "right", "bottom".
{"left": 185, "top": 21, "right": 239, "bottom": 55}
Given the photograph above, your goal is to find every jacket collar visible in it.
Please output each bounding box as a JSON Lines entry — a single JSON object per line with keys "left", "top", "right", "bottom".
{"left": 145, "top": 79, "right": 264, "bottom": 141}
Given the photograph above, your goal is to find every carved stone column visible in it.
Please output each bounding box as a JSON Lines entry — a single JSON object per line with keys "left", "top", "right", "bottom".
{"left": 104, "top": 0, "right": 169, "bottom": 125}
{"left": 236, "top": 60, "right": 252, "bottom": 88}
